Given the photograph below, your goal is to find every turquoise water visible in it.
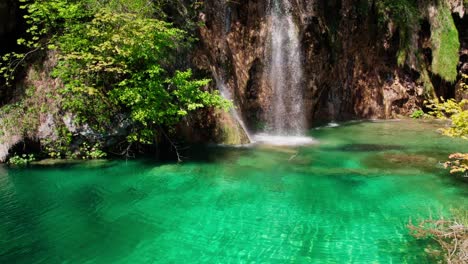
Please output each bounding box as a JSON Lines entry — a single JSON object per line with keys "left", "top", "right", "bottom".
{"left": 1, "top": 120, "right": 467, "bottom": 263}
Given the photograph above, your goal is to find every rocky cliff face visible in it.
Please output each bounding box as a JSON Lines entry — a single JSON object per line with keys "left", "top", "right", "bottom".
{"left": 195, "top": 0, "right": 466, "bottom": 131}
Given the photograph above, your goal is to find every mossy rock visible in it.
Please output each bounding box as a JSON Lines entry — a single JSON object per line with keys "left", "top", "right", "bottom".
{"left": 215, "top": 110, "right": 250, "bottom": 145}
{"left": 430, "top": 4, "right": 460, "bottom": 82}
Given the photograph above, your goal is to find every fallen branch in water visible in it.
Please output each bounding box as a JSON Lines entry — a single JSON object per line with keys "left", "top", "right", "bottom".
{"left": 408, "top": 215, "right": 468, "bottom": 264}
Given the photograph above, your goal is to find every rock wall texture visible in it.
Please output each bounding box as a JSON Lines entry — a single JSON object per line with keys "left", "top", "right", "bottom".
{"left": 195, "top": 0, "right": 467, "bottom": 132}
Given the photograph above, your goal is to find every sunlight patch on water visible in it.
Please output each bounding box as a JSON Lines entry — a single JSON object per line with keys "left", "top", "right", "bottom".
{"left": 326, "top": 122, "right": 340, "bottom": 128}
{"left": 314, "top": 122, "right": 341, "bottom": 130}
{"left": 253, "top": 134, "right": 317, "bottom": 146}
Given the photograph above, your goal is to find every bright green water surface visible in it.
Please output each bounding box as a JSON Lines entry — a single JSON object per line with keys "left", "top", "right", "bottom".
{"left": 1, "top": 120, "right": 467, "bottom": 263}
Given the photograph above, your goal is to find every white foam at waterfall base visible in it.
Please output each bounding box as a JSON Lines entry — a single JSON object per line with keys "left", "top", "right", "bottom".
{"left": 253, "top": 133, "right": 317, "bottom": 146}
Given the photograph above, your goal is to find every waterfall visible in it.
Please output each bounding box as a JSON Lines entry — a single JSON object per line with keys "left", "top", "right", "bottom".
{"left": 268, "top": 0, "right": 305, "bottom": 135}
{"left": 253, "top": 0, "right": 315, "bottom": 146}
{"left": 213, "top": 0, "right": 313, "bottom": 146}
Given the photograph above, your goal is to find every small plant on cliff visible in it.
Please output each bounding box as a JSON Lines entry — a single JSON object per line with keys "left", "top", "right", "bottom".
{"left": 42, "top": 125, "right": 74, "bottom": 159}
{"left": 410, "top": 109, "right": 425, "bottom": 119}
{"left": 0, "top": 86, "right": 41, "bottom": 142}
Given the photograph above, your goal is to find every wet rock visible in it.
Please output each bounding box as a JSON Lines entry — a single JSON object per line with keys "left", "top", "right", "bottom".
{"left": 178, "top": 109, "right": 250, "bottom": 145}
{"left": 214, "top": 110, "right": 251, "bottom": 145}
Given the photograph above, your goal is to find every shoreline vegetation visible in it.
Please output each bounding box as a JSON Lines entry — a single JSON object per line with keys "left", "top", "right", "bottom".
{"left": 0, "top": 0, "right": 231, "bottom": 162}
{"left": 408, "top": 89, "right": 467, "bottom": 263}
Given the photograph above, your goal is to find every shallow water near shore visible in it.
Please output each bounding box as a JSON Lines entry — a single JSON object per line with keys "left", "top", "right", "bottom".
{"left": 1, "top": 120, "right": 467, "bottom": 263}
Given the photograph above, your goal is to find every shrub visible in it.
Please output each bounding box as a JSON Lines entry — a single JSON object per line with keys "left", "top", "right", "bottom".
{"left": 53, "top": 9, "right": 231, "bottom": 143}
{"left": 78, "top": 143, "right": 107, "bottom": 160}
{"left": 8, "top": 153, "right": 35, "bottom": 166}
{"left": 410, "top": 109, "right": 425, "bottom": 119}
{"left": 1, "top": 0, "right": 231, "bottom": 157}
{"left": 426, "top": 98, "right": 467, "bottom": 139}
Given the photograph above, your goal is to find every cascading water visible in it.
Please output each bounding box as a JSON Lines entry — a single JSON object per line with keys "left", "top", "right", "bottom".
{"left": 268, "top": 0, "right": 305, "bottom": 135}
{"left": 254, "top": 0, "right": 314, "bottom": 146}
{"left": 210, "top": 0, "right": 252, "bottom": 144}
{"left": 212, "top": 71, "right": 253, "bottom": 143}
{"left": 213, "top": 0, "right": 313, "bottom": 146}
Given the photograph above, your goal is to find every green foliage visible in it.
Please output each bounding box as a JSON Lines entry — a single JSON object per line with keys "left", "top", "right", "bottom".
{"left": 430, "top": 3, "right": 460, "bottom": 82}
{"left": 1, "top": 0, "right": 230, "bottom": 156}
{"left": 375, "top": 0, "right": 420, "bottom": 66}
{"left": 1, "top": 0, "right": 92, "bottom": 84}
{"left": 8, "top": 154, "right": 36, "bottom": 166}
{"left": 427, "top": 94, "right": 467, "bottom": 177}
{"left": 447, "top": 110, "right": 468, "bottom": 139}
{"left": 53, "top": 9, "right": 230, "bottom": 143}
{"left": 78, "top": 143, "right": 107, "bottom": 160}
{"left": 410, "top": 109, "right": 425, "bottom": 119}
{"left": 426, "top": 98, "right": 467, "bottom": 139}
{"left": 42, "top": 125, "right": 73, "bottom": 159}
{"left": 460, "top": 74, "right": 468, "bottom": 92}
{"left": 426, "top": 97, "right": 463, "bottom": 119}
{"left": 0, "top": 89, "right": 40, "bottom": 139}
{"left": 375, "top": 0, "right": 460, "bottom": 95}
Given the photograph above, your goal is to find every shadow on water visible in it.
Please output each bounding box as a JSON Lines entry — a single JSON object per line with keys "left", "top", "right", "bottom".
{"left": 375, "top": 236, "right": 440, "bottom": 263}
{"left": 146, "top": 143, "right": 255, "bottom": 165}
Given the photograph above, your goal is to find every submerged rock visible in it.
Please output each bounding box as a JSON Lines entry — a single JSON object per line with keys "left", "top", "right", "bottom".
{"left": 338, "top": 144, "right": 406, "bottom": 152}
{"left": 364, "top": 153, "right": 439, "bottom": 172}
